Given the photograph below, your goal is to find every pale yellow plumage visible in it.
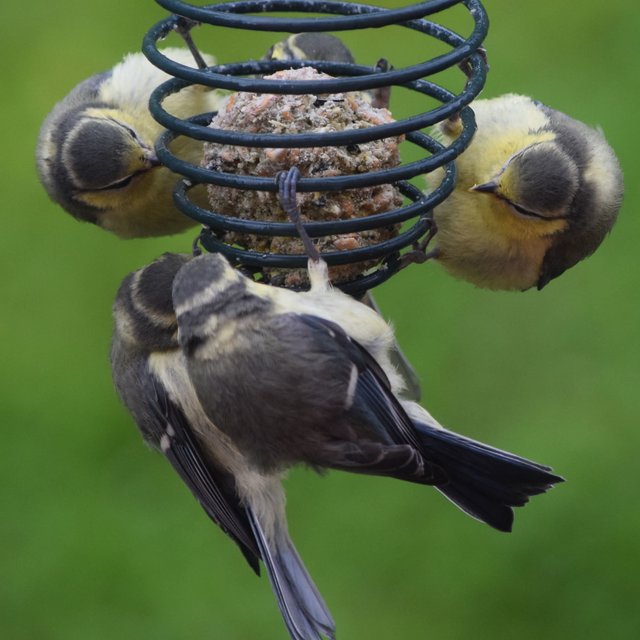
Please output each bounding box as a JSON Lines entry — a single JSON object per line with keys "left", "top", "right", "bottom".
{"left": 428, "top": 94, "right": 623, "bottom": 290}
{"left": 37, "top": 48, "right": 223, "bottom": 238}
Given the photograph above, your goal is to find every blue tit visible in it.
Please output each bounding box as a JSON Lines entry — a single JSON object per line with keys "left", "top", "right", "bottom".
{"left": 264, "top": 32, "right": 355, "bottom": 65}
{"left": 37, "top": 48, "right": 222, "bottom": 238}
{"left": 427, "top": 94, "right": 623, "bottom": 290}
{"left": 264, "top": 32, "right": 391, "bottom": 109}
{"left": 111, "top": 253, "right": 335, "bottom": 640}
{"left": 173, "top": 250, "right": 562, "bottom": 535}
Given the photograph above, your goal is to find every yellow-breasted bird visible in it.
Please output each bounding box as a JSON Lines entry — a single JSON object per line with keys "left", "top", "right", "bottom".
{"left": 36, "top": 48, "right": 222, "bottom": 238}
{"left": 428, "top": 94, "right": 623, "bottom": 290}
{"left": 36, "top": 36, "right": 369, "bottom": 239}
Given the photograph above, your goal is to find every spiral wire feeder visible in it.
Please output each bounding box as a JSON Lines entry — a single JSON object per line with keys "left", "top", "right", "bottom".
{"left": 143, "top": 0, "right": 489, "bottom": 296}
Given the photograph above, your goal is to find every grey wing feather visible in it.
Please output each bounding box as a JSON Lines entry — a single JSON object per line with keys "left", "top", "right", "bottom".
{"left": 295, "top": 315, "right": 445, "bottom": 484}
{"left": 297, "top": 314, "right": 422, "bottom": 451}
{"left": 148, "top": 377, "right": 261, "bottom": 573}
{"left": 246, "top": 509, "right": 335, "bottom": 640}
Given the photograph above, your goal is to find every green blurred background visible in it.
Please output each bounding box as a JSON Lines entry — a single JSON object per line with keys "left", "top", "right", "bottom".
{"left": 2, "top": 1, "right": 639, "bottom": 638}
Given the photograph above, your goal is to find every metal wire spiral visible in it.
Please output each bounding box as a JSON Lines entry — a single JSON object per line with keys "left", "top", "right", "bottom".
{"left": 143, "top": 0, "right": 489, "bottom": 296}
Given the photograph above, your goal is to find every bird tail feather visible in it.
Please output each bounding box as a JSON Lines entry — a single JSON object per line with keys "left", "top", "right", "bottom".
{"left": 246, "top": 508, "right": 335, "bottom": 640}
{"left": 413, "top": 421, "right": 564, "bottom": 532}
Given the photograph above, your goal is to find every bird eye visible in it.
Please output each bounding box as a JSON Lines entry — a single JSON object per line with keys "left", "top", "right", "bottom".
{"left": 101, "top": 173, "right": 137, "bottom": 191}
{"left": 511, "top": 202, "right": 537, "bottom": 217}
{"left": 508, "top": 201, "right": 555, "bottom": 221}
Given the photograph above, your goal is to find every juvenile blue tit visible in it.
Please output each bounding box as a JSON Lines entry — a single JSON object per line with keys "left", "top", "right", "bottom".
{"left": 265, "top": 32, "right": 391, "bottom": 109}
{"left": 428, "top": 94, "right": 623, "bottom": 290}
{"left": 36, "top": 48, "right": 222, "bottom": 238}
{"left": 175, "top": 169, "right": 560, "bottom": 537}
{"left": 174, "top": 250, "right": 562, "bottom": 534}
{"left": 111, "top": 253, "right": 335, "bottom": 640}
{"left": 264, "top": 32, "right": 355, "bottom": 65}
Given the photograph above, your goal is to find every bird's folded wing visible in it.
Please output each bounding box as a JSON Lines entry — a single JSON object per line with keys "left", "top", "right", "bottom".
{"left": 149, "top": 377, "right": 261, "bottom": 573}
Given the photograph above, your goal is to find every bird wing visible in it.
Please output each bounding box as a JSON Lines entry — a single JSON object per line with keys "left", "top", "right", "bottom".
{"left": 148, "top": 376, "right": 261, "bottom": 574}
{"left": 295, "top": 314, "right": 446, "bottom": 484}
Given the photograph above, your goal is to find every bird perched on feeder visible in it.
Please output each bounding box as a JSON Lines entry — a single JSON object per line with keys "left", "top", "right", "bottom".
{"left": 264, "top": 32, "right": 392, "bottom": 109}
{"left": 36, "top": 48, "right": 222, "bottom": 238}
{"left": 35, "top": 34, "right": 378, "bottom": 240}
{"left": 426, "top": 94, "right": 623, "bottom": 290}
{"left": 265, "top": 32, "right": 356, "bottom": 66}
{"left": 264, "top": 34, "right": 419, "bottom": 399}
{"left": 110, "top": 169, "right": 563, "bottom": 640}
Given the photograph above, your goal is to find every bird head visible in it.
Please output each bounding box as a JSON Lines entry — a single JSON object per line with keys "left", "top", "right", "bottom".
{"left": 64, "top": 108, "right": 160, "bottom": 209}
{"left": 264, "top": 33, "right": 355, "bottom": 64}
{"left": 113, "top": 253, "right": 190, "bottom": 352}
{"left": 471, "top": 140, "right": 579, "bottom": 226}
{"left": 431, "top": 94, "right": 623, "bottom": 290}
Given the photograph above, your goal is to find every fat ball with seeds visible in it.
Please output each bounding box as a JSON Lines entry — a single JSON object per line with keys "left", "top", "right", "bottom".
{"left": 36, "top": 48, "right": 223, "bottom": 238}
{"left": 427, "top": 94, "right": 623, "bottom": 290}
{"left": 203, "top": 66, "right": 402, "bottom": 288}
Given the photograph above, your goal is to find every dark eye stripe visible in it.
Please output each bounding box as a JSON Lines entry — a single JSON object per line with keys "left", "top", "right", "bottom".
{"left": 104, "top": 174, "right": 136, "bottom": 190}
{"left": 106, "top": 118, "right": 142, "bottom": 144}
{"left": 76, "top": 170, "right": 143, "bottom": 193}
{"left": 511, "top": 202, "right": 539, "bottom": 217}
{"left": 508, "top": 200, "right": 567, "bottom": 221}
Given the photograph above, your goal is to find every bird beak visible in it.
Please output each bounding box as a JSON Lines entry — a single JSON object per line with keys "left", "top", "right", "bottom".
{"left": 470, "top": 180, "right": 499, "bottom": 194}
{"left": 145, "top": 150, "right": 161, "bottom": 168}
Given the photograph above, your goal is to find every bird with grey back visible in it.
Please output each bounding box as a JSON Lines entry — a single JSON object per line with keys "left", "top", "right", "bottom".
{"left": 111, "top": 252, "right": 335, "bottom": 640}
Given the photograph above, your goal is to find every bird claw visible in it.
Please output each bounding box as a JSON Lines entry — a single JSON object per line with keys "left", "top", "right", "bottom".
{"left": 192, "top": 228, "right": 205, "bottom": 257}
{"left": 276, "top": 167, "right": 301, "bottom": 222}
{"left": 173, "top": 17, "right": 208, "bottom": 70}
{"left": 371, "top": 58, "right": 393, "bottom": 109}
{"left": 398, "top": 223, "right": 439, "bottom": 269}
{"left": 458, "top": 46, "right": 489, "bottom": 81}
{"left": 276, "top": 167, "right": 321, "bottom": 263}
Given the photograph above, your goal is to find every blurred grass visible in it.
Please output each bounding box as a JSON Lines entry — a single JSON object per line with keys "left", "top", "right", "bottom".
{"left": 1, "top": 0, "right": 639, "bottom": 638}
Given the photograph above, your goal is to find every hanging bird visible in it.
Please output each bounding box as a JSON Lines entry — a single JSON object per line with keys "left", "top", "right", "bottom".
{"left": 36, "top": 48, "right": 222, "bottom": 238}
{"left": 426, "top": 93, "right": 623, "bottom": 290}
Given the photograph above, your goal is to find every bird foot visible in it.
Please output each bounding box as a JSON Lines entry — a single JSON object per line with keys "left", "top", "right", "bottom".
{"left": 371, "top": 58, "right": 393, "bottom": 110}
{"left": 458, "top": 46, "right": 489, "bottom": 81}
{"left": 276, "top": 167, "right": 321, "bottom": 263}
{"left": 173, "top": 17, "right": 208, "bottom": 70}
{"left": 398, "top": 224, "right": 439, "bottom": 269}
{"left": 192, "top": 228, "right": 205, "bottom": 256}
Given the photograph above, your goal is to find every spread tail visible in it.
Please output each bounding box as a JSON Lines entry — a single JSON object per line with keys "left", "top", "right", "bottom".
{"left": 413, "top": 421, "right": 564, "bottom": 532}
